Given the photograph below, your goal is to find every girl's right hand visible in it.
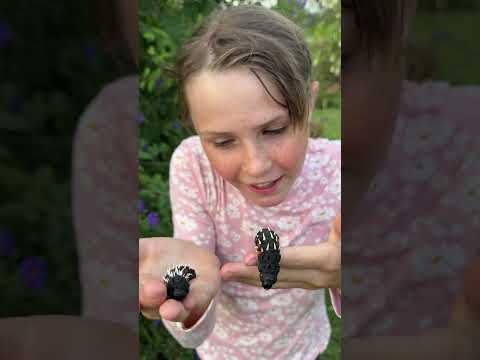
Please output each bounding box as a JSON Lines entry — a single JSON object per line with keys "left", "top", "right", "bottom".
{"left": 139, "top": 238, "right": 221, "bottom": 328}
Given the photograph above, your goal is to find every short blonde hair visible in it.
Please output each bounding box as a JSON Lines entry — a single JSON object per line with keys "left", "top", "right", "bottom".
{"left": 171, "top": 5, "right": 313, "bottom": 130}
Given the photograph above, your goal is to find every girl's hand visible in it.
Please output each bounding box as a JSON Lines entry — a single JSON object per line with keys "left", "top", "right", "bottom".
{"left": 139, "top": 238, "right": 221, "bottom": 327}
{"left": 220, "top": 215, "right": 341, "bottom": 290}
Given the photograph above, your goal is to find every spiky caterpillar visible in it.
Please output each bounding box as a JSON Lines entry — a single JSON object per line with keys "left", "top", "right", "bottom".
{"left": 163, "top": 264, "right": 196, "bottom": 301}
{"left": 255, "top": 228, "right": 281, "bottom": 290}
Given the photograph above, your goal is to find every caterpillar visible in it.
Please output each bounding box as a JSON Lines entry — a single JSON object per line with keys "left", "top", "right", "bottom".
{"left": 163, "top": 264, "right": 196, "bottom": 301}
{"left": 255, "top": 228, "right": 281, "bottom": 290}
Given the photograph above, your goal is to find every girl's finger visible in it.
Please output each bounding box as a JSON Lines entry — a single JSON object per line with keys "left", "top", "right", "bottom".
{"left": 279, "top": 243, "right": 340, "bottom": 272}
{"left": 159, "top": 299, "right": 190, "bottom": 322}
{"left": 222, "top": 262, "right": 335, "bottom": 288}
{"left": 228, "top": 276, "right": 316, "bottom": 290}
{"left": 139, "top": 278, "right": 166, "bottom": 308}
{"left": 244, "top": 243, "right": 340, "bottom": 271}
{"left": 140, "top": 306, "right": 162, "bottom": 320}
{"left": 333, "top": 214, "right": 341, "bottom": 238}
{"left": 244, "top": 252, "right": 257, "bottom": 266}
{"left": 183, "top": 279, "right": 213, "bottom": 311}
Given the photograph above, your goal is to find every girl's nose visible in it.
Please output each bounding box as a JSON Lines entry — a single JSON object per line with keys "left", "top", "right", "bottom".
{"left": 242, "top": 143, "right": 272, "bottom": 178}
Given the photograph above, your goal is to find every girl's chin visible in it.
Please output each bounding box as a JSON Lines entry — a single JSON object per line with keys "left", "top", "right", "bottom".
{"left": 252, "top": 198, "right": 284, "bottom": 207}
{"left": 250, "top": 196, "right": 285, "bottom": 207}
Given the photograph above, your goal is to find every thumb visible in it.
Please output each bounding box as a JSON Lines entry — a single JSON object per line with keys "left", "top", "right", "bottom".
{"left": 139, "top": 275, "right": 166, "bottom": 308}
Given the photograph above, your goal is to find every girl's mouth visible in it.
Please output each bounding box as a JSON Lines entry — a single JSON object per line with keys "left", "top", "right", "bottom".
{"left": 248, "top": 176, "right": 284, "bottom": 195}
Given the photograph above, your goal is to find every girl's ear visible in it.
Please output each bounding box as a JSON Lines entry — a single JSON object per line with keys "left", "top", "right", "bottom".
{"left": 310, "top": 81, "right": 319, "bottom": 111}
{"left": 309, "top": 81, "right": 320, "bottom": 124}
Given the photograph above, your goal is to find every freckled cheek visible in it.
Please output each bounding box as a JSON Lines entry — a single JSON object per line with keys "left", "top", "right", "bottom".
{"left": 271, "top": 137, "right": 307, "bottom": 175}
{"left": 204, "top": 149, "right": 243, "bottom": 183}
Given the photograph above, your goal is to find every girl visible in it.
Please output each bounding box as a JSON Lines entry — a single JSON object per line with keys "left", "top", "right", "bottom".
{"left": 342, "top": 0, "right": 480, "bottom": 358}
{"left": 139, "top": 4, "right": 341, "bottom": 360}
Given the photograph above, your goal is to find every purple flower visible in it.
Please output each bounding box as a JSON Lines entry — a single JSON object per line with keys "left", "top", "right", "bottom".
{"left": 172, "top": 119, "right": 182, "bottom": 130}
{"left": 153, "top": 320, "right": 162, "bottom": 327}
{"left": 137, "top": 112, "right": 145, "bottom": 124}
{"left": 147, "top": 212, "right": 159, "bottom": 228}
{"left": 0, "top": 229, "right": 15, "bottom": 256}
{"left": 0, "top": 20, "right": 13, "bottom": 48}
{"left": 138, "top": 199, "right": 145, "bottom": 213}
{"left": 143, "top": 143, "right": 149, "bottom": 151}
{"left": 19, "top": 256, "right": 48, "bottom": 290}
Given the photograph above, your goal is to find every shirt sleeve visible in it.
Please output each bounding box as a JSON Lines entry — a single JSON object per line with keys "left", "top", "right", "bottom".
{"left": 169, "top": 137, "right": 218, "bottom": 251}
{"left": 161, "top": 294, "right": 219, "bottom": 349}
{"left": 72, "top": 76, "right": 139, "bottom": 332}
{"left": 162, "top": 137, "right": 219, "bottom": 347}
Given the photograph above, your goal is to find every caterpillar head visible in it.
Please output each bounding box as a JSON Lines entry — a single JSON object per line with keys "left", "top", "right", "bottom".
{"left": 163, "top": 264, "right": 196, "bottom": 301}
{"left": 255, "top": 228, "right": 280, "bottom": 253}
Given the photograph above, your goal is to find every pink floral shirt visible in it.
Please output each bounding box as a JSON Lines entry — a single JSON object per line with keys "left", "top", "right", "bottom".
{"left": 163, "top": 135, "right": 341, "bottom": 360}
{"left": 343, "top": 80, "right": 480, "bottom": 338}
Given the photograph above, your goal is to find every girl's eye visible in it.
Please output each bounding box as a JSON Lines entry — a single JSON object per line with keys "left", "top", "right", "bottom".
{"left": 264, "top": 126, "right": 287, "bottom": 135}
{"left": 213, "top": 139, "right": 234, "bottom": 148}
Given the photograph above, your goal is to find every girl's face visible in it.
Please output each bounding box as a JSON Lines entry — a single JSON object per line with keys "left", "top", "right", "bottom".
{"left": 186, "top": 68, "right": 316, "bottom": 207}
{"left": 342, "top": 6, "right": 406, "bottom": 224}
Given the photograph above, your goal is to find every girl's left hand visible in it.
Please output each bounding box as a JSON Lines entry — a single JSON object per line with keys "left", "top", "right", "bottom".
{"left": 220, "top": 215, "right": 341, "bottom": 290}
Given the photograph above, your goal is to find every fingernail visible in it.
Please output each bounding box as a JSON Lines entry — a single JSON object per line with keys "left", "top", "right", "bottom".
{"left": 246, "top": 257, "right": 257, "bottom": 266}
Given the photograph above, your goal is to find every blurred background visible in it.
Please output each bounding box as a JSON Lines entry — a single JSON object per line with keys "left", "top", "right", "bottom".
{"left": 138, "top": 0, "right": 340, "bottom": 359}
{"left": 408, "top": 0, "right": 480, "bottom": 84}
{"left": 0, "top": 1, "right": 125, "bottom": 318}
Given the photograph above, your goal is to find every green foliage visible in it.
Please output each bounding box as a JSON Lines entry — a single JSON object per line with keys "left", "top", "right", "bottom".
{"left": 139, "top": 1, "right": 340, "bottom": 359}
{"left": 1, "top": 0, "right": 119, "bottom": 316}
{"left": 409, "top": 11, "right": 480, "bottom": 84}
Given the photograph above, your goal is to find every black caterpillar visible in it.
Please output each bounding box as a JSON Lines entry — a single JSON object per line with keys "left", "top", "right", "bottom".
{"left": 255, "top": 228, "right": 281, "bottom": 290}
{"left": 163, "top": 264, "right": 196, "bottom": 301}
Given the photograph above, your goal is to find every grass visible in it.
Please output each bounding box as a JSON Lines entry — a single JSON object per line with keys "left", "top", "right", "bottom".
{"left": 313, "top": 108, "right": 341, "bottom": 140}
